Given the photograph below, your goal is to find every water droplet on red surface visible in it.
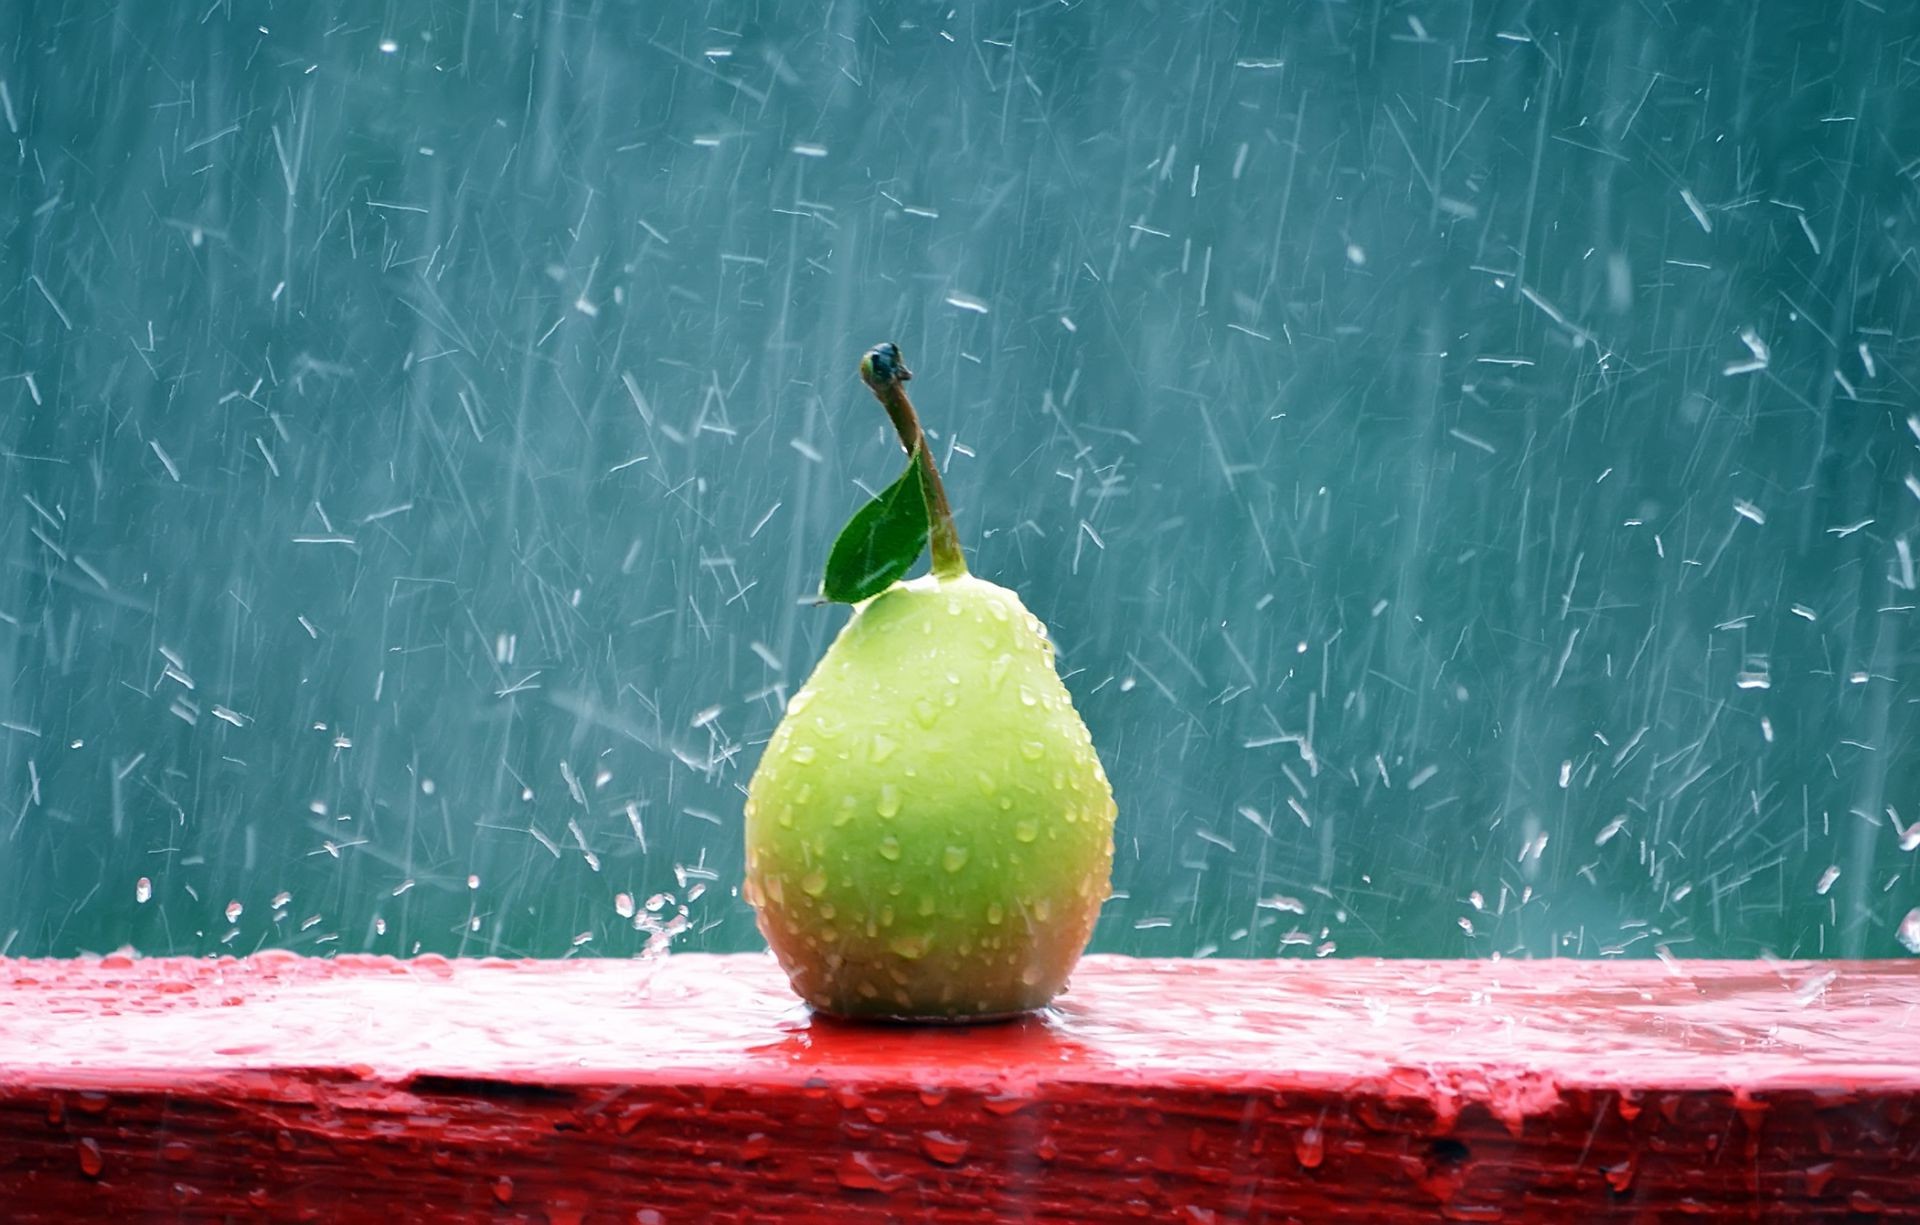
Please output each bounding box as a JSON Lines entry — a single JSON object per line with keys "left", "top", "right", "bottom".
{"left": 1294, "top": 1125, "right": 1324, "bottom": 1169}
{"left": 492, "top": 1175, "right": 514, "bottom": 1203}
{"left": 1805, "top": 1161, "right": 1836, "bottom": 1197}
{"left": 76, "top": 1138, "right": 103, "bottom": 1178}
{"left": 740, "top": 1132, "right": 771, "bottom": 1162}
{"left": 919, "top": 1130, "right": 969, "bottom": 1165}
{"left": 1604, "top": 1158, "right": 1635, "bottom": 1193}
{"left": 835, "top": 1151, "right": 904, "bottom": 1192}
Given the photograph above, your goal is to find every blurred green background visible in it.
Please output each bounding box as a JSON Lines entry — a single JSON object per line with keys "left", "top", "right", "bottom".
{"left": 2, "top": 1, "right": 1916, "bottom": 962}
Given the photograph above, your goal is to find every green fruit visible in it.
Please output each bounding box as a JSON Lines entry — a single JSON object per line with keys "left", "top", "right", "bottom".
{"left": 744, "top": 572, "right": 1116, "bottom": 1021}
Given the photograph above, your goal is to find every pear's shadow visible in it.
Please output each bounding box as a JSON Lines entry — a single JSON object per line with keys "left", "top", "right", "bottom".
{"left": 754, "top": 1003, "right": 1096, "bottom": 1073}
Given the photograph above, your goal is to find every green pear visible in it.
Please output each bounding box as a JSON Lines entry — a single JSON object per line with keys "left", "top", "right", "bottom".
{"left": 743, "top": 344, "right": 1116, "bottom": 1021}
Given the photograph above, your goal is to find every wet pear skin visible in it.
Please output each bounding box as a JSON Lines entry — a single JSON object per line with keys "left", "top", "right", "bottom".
{"left": 744, "top": 573, "right": 1116, "bottom": 1021}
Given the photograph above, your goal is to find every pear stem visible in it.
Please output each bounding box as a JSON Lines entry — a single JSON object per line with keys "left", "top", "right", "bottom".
{"left": 859, "top": 343, "right": 968, "bottom": 578}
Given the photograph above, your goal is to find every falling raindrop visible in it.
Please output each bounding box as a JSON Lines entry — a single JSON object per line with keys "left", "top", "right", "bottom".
{"left": 1898, "top": 910, "right": 1920, "bottom": 955}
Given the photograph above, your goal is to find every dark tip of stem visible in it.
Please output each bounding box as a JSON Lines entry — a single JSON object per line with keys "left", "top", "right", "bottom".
{"left": 861, "top": 342, "right": 912, "bottom": 388}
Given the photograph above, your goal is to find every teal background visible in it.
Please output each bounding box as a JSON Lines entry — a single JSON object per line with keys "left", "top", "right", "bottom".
{"left": 2, "top": 1, "right": 1916, "bottom": 961}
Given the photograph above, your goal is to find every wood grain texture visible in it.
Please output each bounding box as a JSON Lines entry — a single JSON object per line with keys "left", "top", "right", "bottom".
{"left": 1, "top": 952, "right": 1916, "bottom": 1221}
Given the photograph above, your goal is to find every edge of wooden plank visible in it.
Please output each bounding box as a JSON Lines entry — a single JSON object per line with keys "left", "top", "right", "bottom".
{"left": 1, "top": 953, "right": 1915, "bottom": 1221}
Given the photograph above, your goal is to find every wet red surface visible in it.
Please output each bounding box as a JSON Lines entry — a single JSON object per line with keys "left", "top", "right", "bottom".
{"left": 1, "top": 952, "right": 1916, "bottom": 1221}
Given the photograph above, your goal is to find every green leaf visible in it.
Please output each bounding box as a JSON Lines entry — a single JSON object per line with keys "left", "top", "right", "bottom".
{"left": 821, "top": 448, "right": 929, "bottom": 604}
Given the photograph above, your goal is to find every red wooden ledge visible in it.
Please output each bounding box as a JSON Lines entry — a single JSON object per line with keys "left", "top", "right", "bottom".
{"left": 1, "top": 953, "right": 1916, "bottom": 1221}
